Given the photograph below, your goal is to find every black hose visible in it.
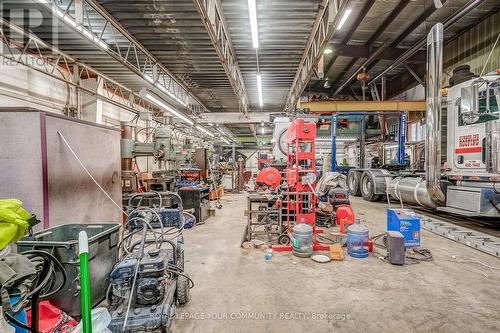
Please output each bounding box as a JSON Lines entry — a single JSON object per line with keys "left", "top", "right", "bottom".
{"left": 1, "top": 251, "right": 66, "bottom": 332}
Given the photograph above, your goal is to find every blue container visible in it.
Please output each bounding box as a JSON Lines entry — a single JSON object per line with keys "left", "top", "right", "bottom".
{"left": 387, "top": 209, "right": 420, "bottom": 247}
{"left": 347, "top": 224, "right": 369, "bottom": 258}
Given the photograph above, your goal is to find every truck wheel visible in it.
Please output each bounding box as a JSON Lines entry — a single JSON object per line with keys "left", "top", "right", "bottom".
{"left": 360, "top": 171, "right": 382, "bottom": 202}
{"left": 176, "top": 274, "right": 190, "bottom": 306}
{"left": 347, "top": 171, "right": 362, "bottom": 196}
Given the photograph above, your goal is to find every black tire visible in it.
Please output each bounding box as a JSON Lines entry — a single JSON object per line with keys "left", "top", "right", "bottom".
{"left": 177, "top": 249, "right": 184, "bottom": 271}
{"left": 176, "top": 274, "right": 190, "bottom": 306}
{"left": 360, "top": 171, "right": 382, "bottom": 202}
{"left": 278, "top": 234, "right": 291, "bottom": 245}
{"left": 347, "top": 171, "right": 362, "bottom": 196}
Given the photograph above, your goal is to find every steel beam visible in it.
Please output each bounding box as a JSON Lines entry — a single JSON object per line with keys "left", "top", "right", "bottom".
{"left": 198, "top": 112, "right": 274, "bottom": 124}
{"left": 329, "top": 0, "right": 411, "bottom": 95}
{"left": 331, "top": 114, "right": 337, "bottom": 171}
{"left": 299, "top": 100, "right": 426, "bottom": 113}
{"left": 285, "top": 0, "right": 352, "bottom": 112}
{"left": 193, "top": 0, "right": 248, "bottom": 114}
{"left": 320, "top": 0, "right": 376, "bottom": 83}
{"left": 369, "top": 0, "right": 485, "bottom": 84}
{"left": 41, "top": 0, "right": 210, "bottom": 115}
{"left": 0, "top": 18, "right": 157, "bottom": 117}
{"left": 365, "top": 1, "right": 446, "bottom": 76}
{"left": 403, "top": 63, "right": 425, "bottom": 87}
{"left": 385, "top": 63, "right": 426, "bottom": 99}
{"left": 328, "top": 44, "right": 426, "bottom": 62}
{"left": 332, "top": 40, "right": 389, "bottom": 96}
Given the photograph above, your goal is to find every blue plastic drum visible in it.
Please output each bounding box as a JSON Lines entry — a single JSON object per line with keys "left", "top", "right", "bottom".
{"left": 347, "top": 224, "right": 369, "bottom": 258}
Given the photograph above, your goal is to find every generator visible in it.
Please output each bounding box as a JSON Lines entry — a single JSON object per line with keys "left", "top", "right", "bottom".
{"left": 108, "top": 192, "right": 191, "bottom": 333}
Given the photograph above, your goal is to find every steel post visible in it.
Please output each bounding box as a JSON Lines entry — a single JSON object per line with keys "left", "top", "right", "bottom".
{"left": 331, "top": 113, "right": 337, "bottom": 171}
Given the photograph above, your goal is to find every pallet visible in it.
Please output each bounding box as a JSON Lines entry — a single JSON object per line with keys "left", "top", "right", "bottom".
{"left": 419, "top": 215, "right": 500, "bottom": 258}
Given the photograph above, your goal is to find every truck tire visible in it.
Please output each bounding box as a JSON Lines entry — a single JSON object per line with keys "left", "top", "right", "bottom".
{"left": 347, "top": 170, "right": 362, "bottom": 196}
{"left": 176, "top": 274, "right": 190, "bottom": 306}
{"left": 360, "top": 171, "right": 382, "bottom": 202}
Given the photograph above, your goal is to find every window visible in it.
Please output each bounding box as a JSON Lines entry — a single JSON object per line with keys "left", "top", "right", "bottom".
{"left": 458, "top": 85, "right": 500, "bottom": 126}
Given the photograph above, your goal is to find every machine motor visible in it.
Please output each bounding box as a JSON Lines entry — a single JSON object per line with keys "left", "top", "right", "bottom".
{"left": 108, "top": 192, "right": 191, "bottom": 333}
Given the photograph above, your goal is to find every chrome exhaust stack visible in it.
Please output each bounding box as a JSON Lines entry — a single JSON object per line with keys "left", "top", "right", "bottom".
{"left": 425, "top": 23, "right": 446, "bottom": 206}
{"left": 386, "top": 23, "right": 446, "bottom": 209}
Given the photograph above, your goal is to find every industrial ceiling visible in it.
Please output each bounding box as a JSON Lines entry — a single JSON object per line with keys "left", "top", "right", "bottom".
{"left": 311, "top": 0, "right": 500, "bottom": 99}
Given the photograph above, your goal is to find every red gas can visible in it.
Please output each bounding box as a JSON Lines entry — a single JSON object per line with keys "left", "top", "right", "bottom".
{"left": 336, "top": 204, "right": 355, "bottom": 233}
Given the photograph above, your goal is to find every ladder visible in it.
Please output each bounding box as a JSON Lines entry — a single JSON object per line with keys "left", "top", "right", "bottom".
{"left": 419, "top": 215, "right": 500, "bottom": 257}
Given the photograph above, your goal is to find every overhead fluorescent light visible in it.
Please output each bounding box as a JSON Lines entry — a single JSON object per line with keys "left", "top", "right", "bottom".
{"left": 248, "top": 0, "right": 259, "bottom": 48}
{"left": 256, "top": 74, "right": 263, "bottom": 107}
{"left": 195, "top": 125, "right": 215, "bottom": 138}
{"left": 215, "top": 126, "right": 227, "bottom": 136}
{"left": 221, "top": 136, "right": 230, "bottom": 144}
{"left": 156, "top": 83, "right": 187, "bottom": 107}
{"left": 145, "top": 93, "right": 194, "bottom": 125}
{"left": 337, "top": 9, "right": 352, "bottom": 30}
{"left": 53, "top": 7, "right": 108, "bottom": 50}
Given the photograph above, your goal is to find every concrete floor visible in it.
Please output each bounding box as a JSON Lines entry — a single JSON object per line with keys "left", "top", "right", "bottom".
{"left": 172, "top": 194, "right": 500, "bottom": 333}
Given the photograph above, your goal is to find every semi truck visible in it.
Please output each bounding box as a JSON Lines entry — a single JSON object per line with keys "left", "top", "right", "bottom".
{"left": 347, "top": 23, "right": 500, "bottom": 218}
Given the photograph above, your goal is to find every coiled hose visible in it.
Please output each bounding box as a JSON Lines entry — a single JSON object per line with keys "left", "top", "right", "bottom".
{"left": 1, "top": 250, "right": 66, "bottom": 332}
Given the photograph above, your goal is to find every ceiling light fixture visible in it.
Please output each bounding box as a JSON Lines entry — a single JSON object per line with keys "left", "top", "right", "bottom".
{"left": 195, "top": 125, "right": 215, "bottom": 138}
{"left": 256, "top": 73, "right": 263, "bottom": 107}
{"left": 51, "top": 5, "right": 108, "bottom": 50}
{"left": 248, "top": 0, "right": 259, "bottom": 48}
{"left": 323, "top": 48, "right": 333, "bottom": 54}
{"left": 156, "top": 82, "right": 187, "bottom": 107}
{"left": 337, "top": 9, "right": 352, "bottom": 30}
{"left": 144, "top": 93, "right": 194, "bottom": 125}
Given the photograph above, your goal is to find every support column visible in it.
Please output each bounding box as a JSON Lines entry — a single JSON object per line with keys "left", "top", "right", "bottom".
{"left": 331, "top": 113, "right": 337, "bottom": 172}
{"left": 381, "top": 76, "right": 387, "bottom": 142}
{"left": 398, "top": 112, "right": 407, "bottom": 164}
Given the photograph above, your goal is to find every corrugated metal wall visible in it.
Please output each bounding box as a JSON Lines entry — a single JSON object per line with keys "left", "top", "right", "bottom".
{"left": 444, "top": 11, "right": 500, "bottom": 79}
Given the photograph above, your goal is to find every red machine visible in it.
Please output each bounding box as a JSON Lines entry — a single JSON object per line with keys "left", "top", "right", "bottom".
{"left": 274, "top": 119, "right": 329, "bottom": 252}
{"left": 256, "top": 167, "right": 282, "bottom": 190}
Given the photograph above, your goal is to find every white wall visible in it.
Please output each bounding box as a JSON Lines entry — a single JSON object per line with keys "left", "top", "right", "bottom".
{"left": 0, "top": 59, "right": 162, "bottom": 173}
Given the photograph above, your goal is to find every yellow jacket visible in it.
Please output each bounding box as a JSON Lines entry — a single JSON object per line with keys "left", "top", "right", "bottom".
{"left": 0, "top": 199, "right": 34, "bottom": 250}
